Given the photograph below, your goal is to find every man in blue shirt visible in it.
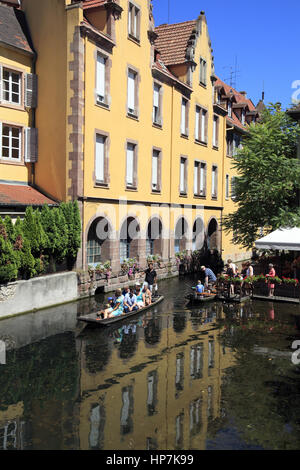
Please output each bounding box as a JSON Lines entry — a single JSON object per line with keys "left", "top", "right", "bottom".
{"left": 201, "top": 266, "right": 217, "bottom": 288}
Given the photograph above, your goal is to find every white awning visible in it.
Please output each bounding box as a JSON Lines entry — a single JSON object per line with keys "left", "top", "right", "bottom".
{"left": 255, "top": 227, "right": 300, "bottom": 251}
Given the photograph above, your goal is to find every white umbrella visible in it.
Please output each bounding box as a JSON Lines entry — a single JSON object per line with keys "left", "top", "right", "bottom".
{"left": 255, "top": 227, "right": 300, "bottom": 251}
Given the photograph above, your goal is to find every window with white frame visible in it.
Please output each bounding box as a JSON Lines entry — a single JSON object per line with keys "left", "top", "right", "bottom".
{"left": 128, "top": 2, "right": 140, "bottom": 40}
{"left": 126, "top": 142, "right": 136, "bottom": 188}
{"left": 212, "top": 115, "right": 219, "bottom": 147}
{"left": 152, "top": 149, "right": 161, "bottom": 192}
{"left": 95, "top": 134, "right": 107, "bottom": 184}
{"left": 127, "top": 69, "right": 137, "bottom": 116}
{"left": 181, "top": 97, "right": 188, "bottom": 136}
{"left": 195, "top": 106, "right": 207, "bottom": 143}
{"left": 1, "top": 124, "right": 22, "bottom": 161}
{"left": 2, "top": 69, "right": 21, "bottom": 105}
{"left": 199, "top": 58, "right": 207, "bottom": 86}
{"left": 153, "top": 83, "right": 161, "bottom": 125}
{"left": 211, "top": 165, "right": 218, "bottom": 198}
{"left": 96, "top": 53, "right": 107, "bottom": 105}
{"left": 225, "top": 174, "right": 229, "bottom": 199}
{"left": 180, "top": 157, "right": 187, "bottom": 194}
{"left": 194, "top": 161, "right": 206, "bottom": 197}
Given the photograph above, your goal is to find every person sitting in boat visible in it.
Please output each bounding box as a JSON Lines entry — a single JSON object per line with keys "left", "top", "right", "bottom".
{"left": 134, "top": 283, "right": 144, "bottom": 308}
{"left": 196, "top": 280, "right": 205, "bottom": 294}
{"left": 124, "top": 288, "right": 139, "bottom": 313}
{"left": 98, "top": 288, "right": 124, "bottom": 320}
{"left": 201, "top": 266, "right": 217, "bottom": 289}
{"left": 142, "top": 282, "right": 152, "bottom": 306}
{"left": 122, "top": 285, "right": 130, "bottom": 297}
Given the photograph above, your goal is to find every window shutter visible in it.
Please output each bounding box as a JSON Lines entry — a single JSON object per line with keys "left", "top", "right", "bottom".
{"left": 126, "top": 144, "right": 134, "bottom": 185}
{"left": 153, "top": 84, "right": 160, "bottom": 123}
{"left": 95, "top": 134, "right": 105, "bottom": 182}
{"left": 195, "top": 107, "right": 200, "bottom": 140}
{"left": 96, "top": 55, "right": 106, "bottom": 102}
{"left": 25, "top": 73, "right": 38, "bottom": 108}
{"left": 25, "top": 128, "right": 38, "bottom": 163}
{"left": 127, "top": 71, "right": 135, "bottom": 113}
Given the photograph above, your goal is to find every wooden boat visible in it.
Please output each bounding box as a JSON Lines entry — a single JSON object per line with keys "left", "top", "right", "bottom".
{"left": 216, "top": 294, "right": 251, "bottom": 303}
{"left": 78, "top": 295, "right": 164, "bottom": 327}
{"left": 186, "top": 292, "right": 217, "bottom": 305}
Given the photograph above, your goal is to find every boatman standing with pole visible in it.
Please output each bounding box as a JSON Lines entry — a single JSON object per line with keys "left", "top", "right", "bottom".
{"left": 201, "top": 265, "right": 217, "bottom": 289}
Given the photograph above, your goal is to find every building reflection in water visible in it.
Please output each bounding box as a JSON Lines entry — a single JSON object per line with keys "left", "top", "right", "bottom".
{"left": 189, "top": 397, "right": 202, "bottom": 437}
{"left": 190, "top": 343, "right": 203, "bottom": 380}
{"left": 175, "top": 352, "right": 184, "bottom": 393}
{"left": 147, "top": 370, "right": 158, "bottom": 416}
{"left": 120, "top": 386, "right": 134, "bottom": 435}
{"left": 89, "top": 400, "right": 105, "bottom": 450}
{"left": 76, "top": 301, "right": 238, "bottom": 450}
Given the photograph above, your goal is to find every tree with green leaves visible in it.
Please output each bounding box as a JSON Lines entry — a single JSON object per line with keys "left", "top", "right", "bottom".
{"left": 61, "top": 201, "right": 81, "bottom": 265}
{"left": 0, "top": 235, "right": 18, "bottom": 283}
{"left": 22, "top": 206, "right": 48, "bottom": 258}
{"left": 223, "top": 103, "right": 300, "bottom": 249}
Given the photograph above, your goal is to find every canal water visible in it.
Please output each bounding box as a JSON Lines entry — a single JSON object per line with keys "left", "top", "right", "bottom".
{"left": 0, "top": 276, "right": 300, "bottom": 450}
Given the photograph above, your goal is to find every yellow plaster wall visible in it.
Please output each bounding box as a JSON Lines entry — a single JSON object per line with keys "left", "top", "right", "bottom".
{"left": 22, "top": 0, "right": 70, "bottom": 202}
{"left": 0, "top": 46, "right": 32, "bottom": 183}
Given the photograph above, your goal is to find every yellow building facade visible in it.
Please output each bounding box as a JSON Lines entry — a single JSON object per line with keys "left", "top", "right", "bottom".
{"left": 2, "top": 0, "right": 260, "bottom": 270}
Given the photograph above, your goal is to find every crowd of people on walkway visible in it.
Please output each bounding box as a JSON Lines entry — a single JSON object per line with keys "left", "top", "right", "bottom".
{"left": 97, "top": 263, "right": 158, "bottom": 320}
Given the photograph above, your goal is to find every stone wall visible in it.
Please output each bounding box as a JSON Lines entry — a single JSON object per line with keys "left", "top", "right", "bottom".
{"left": 77, "top": 260, "right": 179, "bottom": 297}
{"left": 0, "top": 272, "right": 78, "bottom": 319}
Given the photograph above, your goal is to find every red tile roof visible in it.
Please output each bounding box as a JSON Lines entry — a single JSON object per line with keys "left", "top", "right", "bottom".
{"left": 0, "top": 184, "right": 58, "bottom": 207}
{"left": 215, "top": 76, "right": 258, "bottom": 131}
{"left": 154, "top": 20, "right": 197, "bottom": 66}
{"left": 215, "top": 77, "right": 256, "bottom": 111}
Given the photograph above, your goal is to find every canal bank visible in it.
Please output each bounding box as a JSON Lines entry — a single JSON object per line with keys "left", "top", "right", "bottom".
{"left": 0, "top": 261, "right": 180, "bottom": 318}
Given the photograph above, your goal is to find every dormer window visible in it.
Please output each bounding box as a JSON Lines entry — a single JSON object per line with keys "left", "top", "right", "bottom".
{"left": 228, "top": 100, "right": 232, "bottom": 118}
{"left": 241, "top": 109, "right": 245, "bottom": 125}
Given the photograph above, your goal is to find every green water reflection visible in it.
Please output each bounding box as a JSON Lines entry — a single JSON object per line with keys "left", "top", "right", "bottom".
{"left": 0, "top": 277, "right": 299, "bottom": 450}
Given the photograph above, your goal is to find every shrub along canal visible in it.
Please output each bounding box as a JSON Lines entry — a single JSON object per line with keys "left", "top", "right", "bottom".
{"left": 0, "top": 276, "right": 300, "bottom": 450}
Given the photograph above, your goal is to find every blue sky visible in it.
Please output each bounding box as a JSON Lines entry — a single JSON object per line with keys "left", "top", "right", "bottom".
{"left": 152, "top": 0, "right": 300, "bottom": 110}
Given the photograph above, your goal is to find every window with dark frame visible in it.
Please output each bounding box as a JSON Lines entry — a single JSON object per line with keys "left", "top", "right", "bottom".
{"left": 127, "top": 69, "right": 138, "bottom": 117}
{"left": 195, "top": 105, "right": 207, "bottom": 143}
{"left": 181, "top": 97, "right": 189, "bottom": 136}
{"left": 180, "top": 157, "right": 187, "bottom": 195}
{"left": 128, "top": 2, "right": 140, "bottom": 41}
{"left": 194, "top": 161, "right": 206, "bottom": 197}
{"left": 153, "top": 82, "right": 162, "bottom": 125}
{"left": 211, "top": 165, "right": 218, "bottom": 198}
{"left": 152, "top": 149, "right": 161, "bottom": 192}
{"left": 126, "top": 142, "right": 137, "bottom": 189}
{"left": 199, "top": 57, "right": 207, "bottom": 86}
